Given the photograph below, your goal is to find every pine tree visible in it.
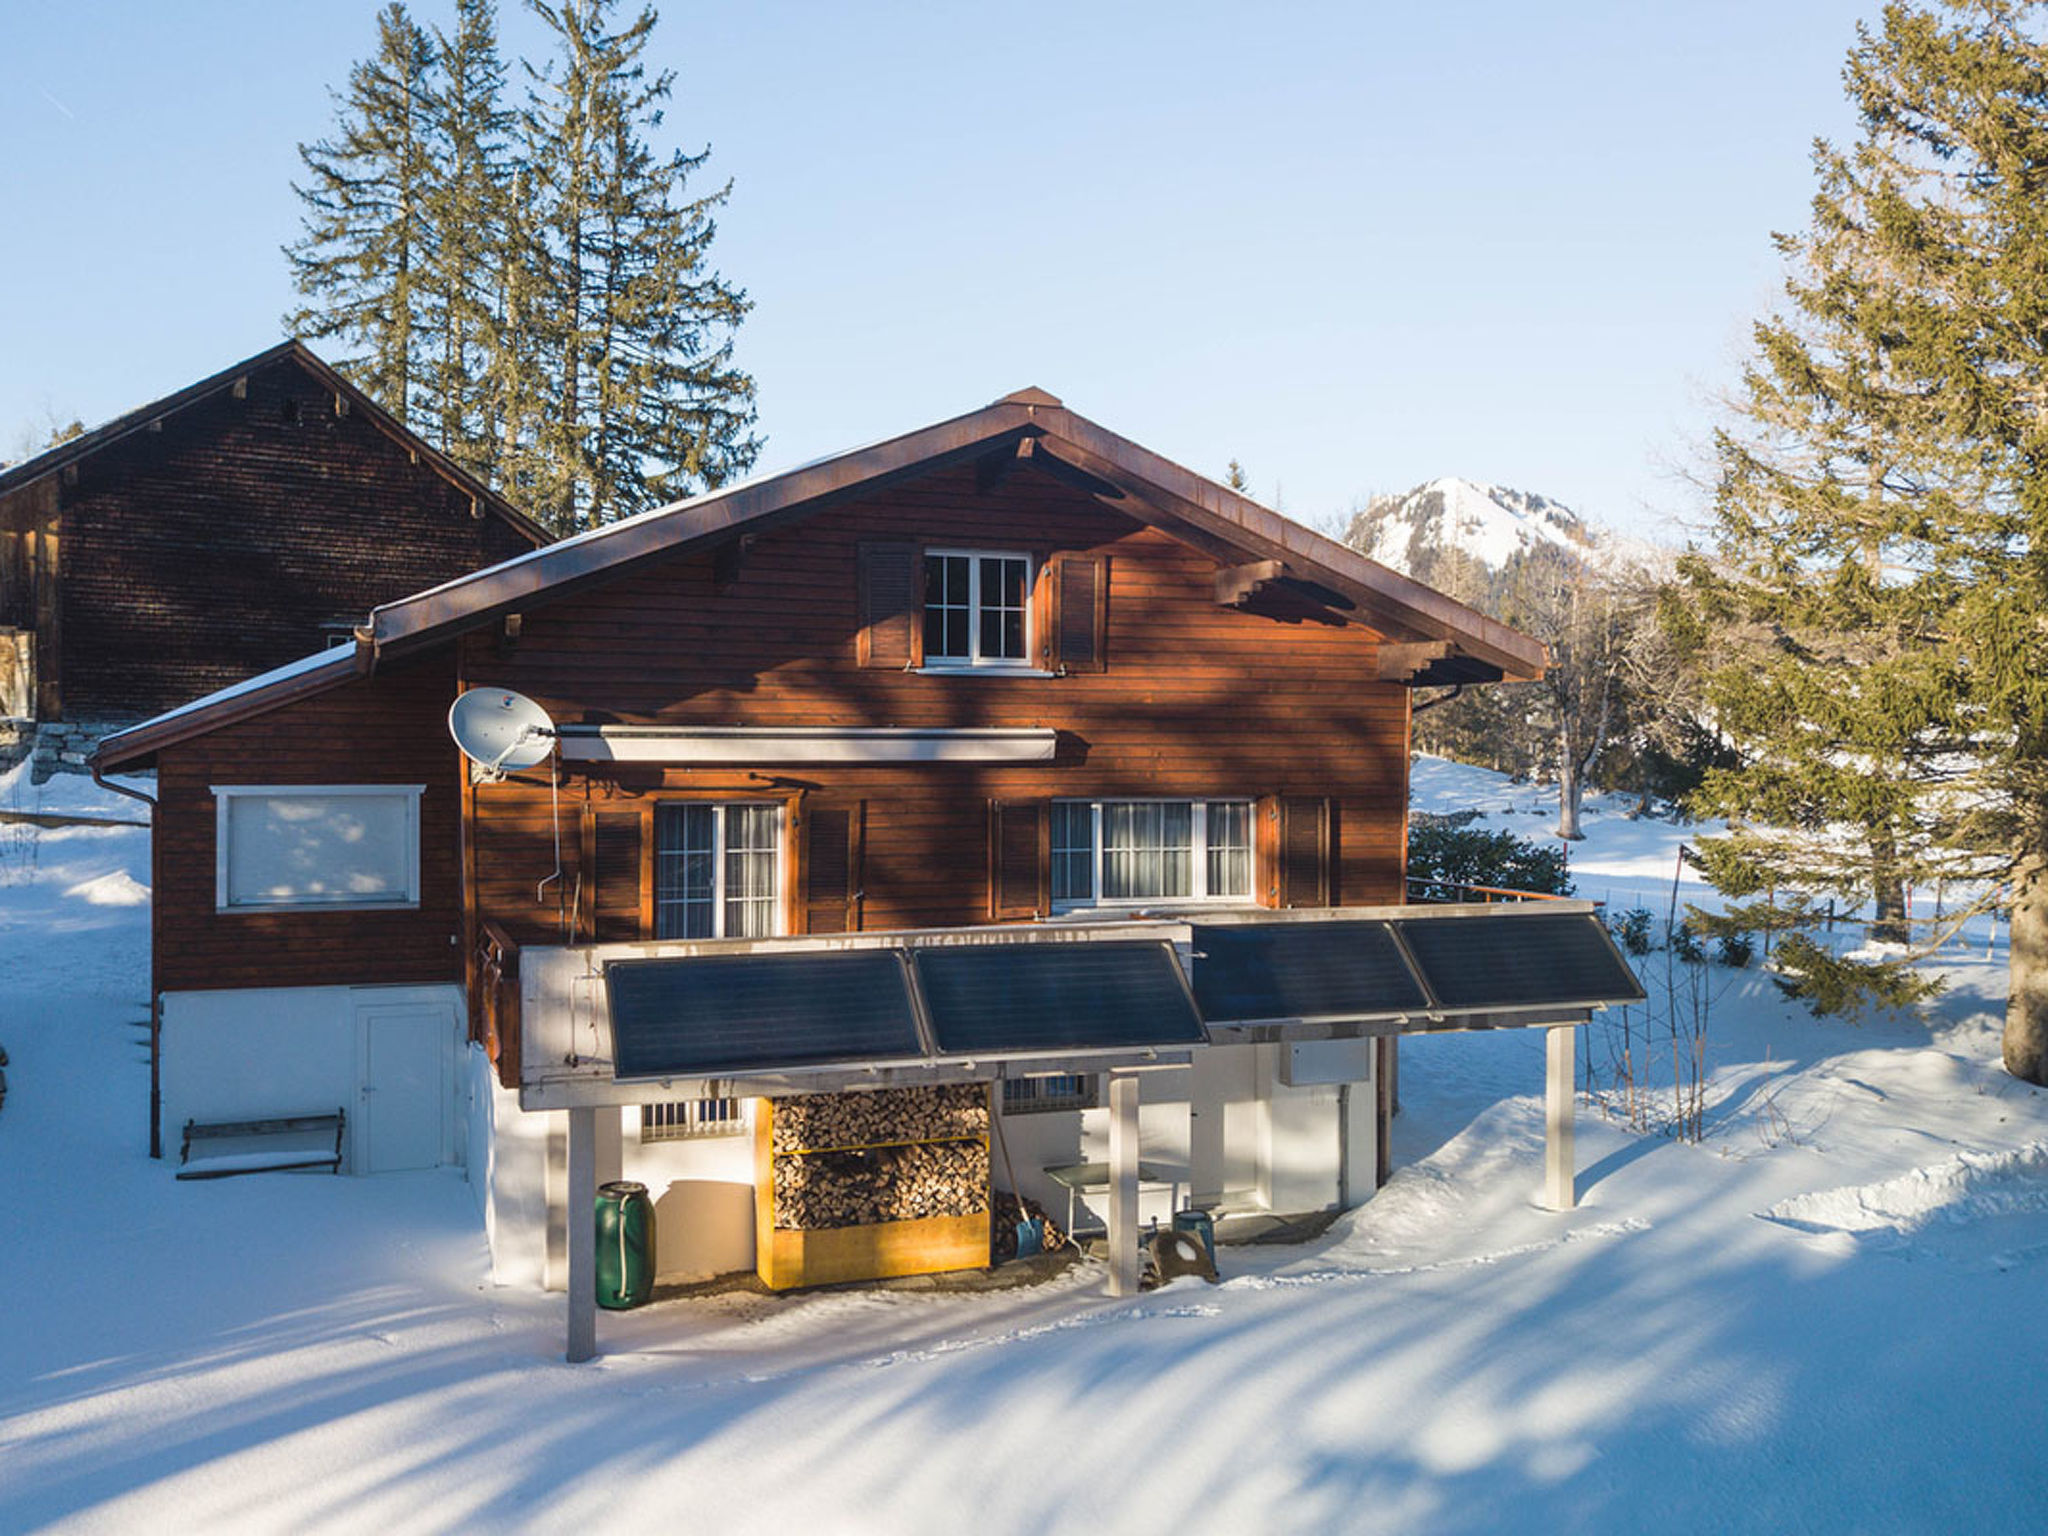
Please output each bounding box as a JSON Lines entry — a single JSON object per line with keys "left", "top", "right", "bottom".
{"left": 1686, "top": 0, "right": 2048, "bottom": 1079}
{"left": 285, "top": 4, "right": 439, "bottom": 419}
{"left": 519, "top": 0, "right": 759, "bottom": 532}
{"left": 422, "top": 0, "right": 513, "bottom": 475}
{"left": 286, "top": 0, "right": 759, "bottom": 531}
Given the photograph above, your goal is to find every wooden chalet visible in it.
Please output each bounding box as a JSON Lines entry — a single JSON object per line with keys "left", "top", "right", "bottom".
{"left": 0, "top": 341, "right": 545, "bottom": 765}
{"left": 95, "top": 388, "right": 1643, "bottom": 1362}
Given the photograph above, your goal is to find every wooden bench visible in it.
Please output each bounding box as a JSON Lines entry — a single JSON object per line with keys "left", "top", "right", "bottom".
{"left": 177, "top": 1109, "right": 347, "bottom": 1179}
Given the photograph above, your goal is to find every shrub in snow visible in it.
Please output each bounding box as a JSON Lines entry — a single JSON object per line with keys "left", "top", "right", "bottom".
{"left": 1769, "top": 934, "right": 1943, "bottom": 1017}
{"left": 1669, "top": 923, "right": 1705, "bottom": 964}
{"left": 1406, "top": 822, "right": 1571, "bottom": 900}
{"left": 1612, "top": 907, "right": 1655, "bottom": 956}
{"left": 1717, "top": 932, "right": 1755, "bottom": 969}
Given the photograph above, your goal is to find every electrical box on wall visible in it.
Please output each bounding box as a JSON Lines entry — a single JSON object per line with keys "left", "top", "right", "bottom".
{"left": 1277, "top": 1037, "right": 1374, "bottom": 1087}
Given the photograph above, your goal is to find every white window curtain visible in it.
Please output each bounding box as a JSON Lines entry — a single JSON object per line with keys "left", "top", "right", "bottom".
{"left": 655, "top": 803, "right": 782, "bottom": 939}
{"left": 1052, "top": 799, "right": 1253, "bottom": 906}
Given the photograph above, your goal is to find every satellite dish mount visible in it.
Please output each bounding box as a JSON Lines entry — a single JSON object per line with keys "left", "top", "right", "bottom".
{"left": 448, "top": 688, "right": 557, "bottom": 782}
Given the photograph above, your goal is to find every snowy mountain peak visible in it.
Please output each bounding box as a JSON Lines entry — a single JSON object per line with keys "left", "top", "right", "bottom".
{"left": 1347, "top": 477, "right": 1595, "bottom": 579}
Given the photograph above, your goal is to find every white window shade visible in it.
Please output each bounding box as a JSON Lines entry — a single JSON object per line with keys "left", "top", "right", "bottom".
{"left": 215, "top": 786, "right": 424, "bottom": 911}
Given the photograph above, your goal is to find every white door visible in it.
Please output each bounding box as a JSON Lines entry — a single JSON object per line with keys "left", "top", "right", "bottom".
{"left": 355, "top": 1003, "right": 453, "bottom": 1172}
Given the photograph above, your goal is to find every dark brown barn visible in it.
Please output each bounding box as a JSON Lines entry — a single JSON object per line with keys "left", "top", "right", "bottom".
{"left": 0, "top": 340, "right": 544, "bottom": 768}
{"left": 97, "top": 388, "right": 1640, "bottom": 1358}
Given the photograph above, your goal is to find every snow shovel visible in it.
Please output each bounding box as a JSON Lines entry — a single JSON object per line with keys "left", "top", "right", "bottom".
{"left": 990, "top": 1096, "right": 1044, "bottom": 1259}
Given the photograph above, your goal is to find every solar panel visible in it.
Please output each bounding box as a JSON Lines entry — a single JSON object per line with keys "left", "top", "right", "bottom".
{"left": 606, "top": 949, "right": 923, "bottom": 1079}
{"left": 1397, "top": 911, "right": 1645, "bottom": 1010}
{"left": 912, "top": 941, "right": 1206, "bottom": 1055}
{"left": 1192, "top": 921, "right": 1428, "bottom": 1023}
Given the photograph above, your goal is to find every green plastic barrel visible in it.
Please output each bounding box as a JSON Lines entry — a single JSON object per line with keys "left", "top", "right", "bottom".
{"left": 595, "top": 1180, "right": 654, "bottom": 1310}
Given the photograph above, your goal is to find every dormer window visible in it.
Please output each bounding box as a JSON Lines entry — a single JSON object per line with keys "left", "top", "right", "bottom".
{"left": 922, "top": 550, "right": 1031, "bottom": 667}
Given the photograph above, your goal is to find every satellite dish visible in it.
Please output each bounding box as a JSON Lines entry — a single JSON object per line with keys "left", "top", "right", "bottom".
{"left": 448, "top": 688, "right": 556, "bottom": 777}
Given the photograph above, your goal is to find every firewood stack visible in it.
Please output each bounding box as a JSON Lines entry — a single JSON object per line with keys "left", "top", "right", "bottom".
{"left": 769, "top": 1084, "right": 987, "bottom": 1152}
{"left": 769, "top": 1085, "right": 990, "bottom": 1232}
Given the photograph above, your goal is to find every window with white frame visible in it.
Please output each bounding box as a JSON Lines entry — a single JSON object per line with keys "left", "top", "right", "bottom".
{"left": 214, "top": 785, "right": 423, "bottom": 911}
{"left": 653, "top": 802, "right": 783, "bottom": 939}
{"left": 923, "top": 550, "right": 1031, "bottom": 667}
{"left": 1051, "top": 799, "right": 1254, "bottom": 906}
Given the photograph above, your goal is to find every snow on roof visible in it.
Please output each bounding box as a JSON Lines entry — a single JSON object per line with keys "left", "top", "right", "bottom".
{"left": 95, "top": 644, "right": 358, "bottom": 755}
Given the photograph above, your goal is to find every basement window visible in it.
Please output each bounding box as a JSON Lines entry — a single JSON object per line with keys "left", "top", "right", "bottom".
{"left": 1050, "top": 799, "right": 1254, "bottom": 907}
{"left": 923, "top": 550, "right": 1032, "bottom": 667}
{"left": 640, "top": 1099, "right": 750, "bottom": 1142}
{"left": 1001, "top": 1074, "right": 1099, "bottom": 1115}
{"left": 213, "top": 785, "right": 423, "bottom": 911}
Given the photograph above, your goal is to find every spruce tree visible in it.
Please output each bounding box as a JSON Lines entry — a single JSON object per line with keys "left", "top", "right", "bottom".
{"left": 422, "top": 0, "right": 513, "bottom": 475}
{"left": 519, "top": 0, "right": 759, "bottom": 532}
{"left": 286, "top": 0, "right": 758, "bottom": 531}
{"left": 1686, "top": 0, "right": 2048, "bottom": 1080}
{"left": 285, "top": 4, "right": 439, "bottom": 419}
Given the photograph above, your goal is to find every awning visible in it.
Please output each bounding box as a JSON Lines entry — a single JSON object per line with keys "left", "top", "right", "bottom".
{"left": 556, "top": 725, "right": 1057, "bottom": 765}
{"left": 1192, "top": 908, "right": 1645, "bottom": 1038}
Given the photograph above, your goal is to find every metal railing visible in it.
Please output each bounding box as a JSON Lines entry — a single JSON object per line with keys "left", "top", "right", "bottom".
{"left": 1405, "top": 877, "right": 1583, "bottom": 906}
{"left": 640, "top": 1099, "right": 750, "bottom": 1141}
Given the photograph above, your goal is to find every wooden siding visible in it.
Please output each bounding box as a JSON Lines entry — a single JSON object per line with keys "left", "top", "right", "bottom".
{"left": 151, "top": 655, "right": 465, "bottom": 995}
{"left": 146, "top": 456, "right": 1415, "bottom": 1038}
{"left": 6, "top": 353, "right": 532, "bottom": 724}
{"left": 459, "top": 458, "right": 1410, "bottom": 962}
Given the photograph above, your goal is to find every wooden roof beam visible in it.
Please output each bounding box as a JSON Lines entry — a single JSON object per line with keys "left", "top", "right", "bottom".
{"left": 1378, "top": 641, "right": 1505, "bottom": 687}
{"left": 1377, "top": 641, "right": 1455, "bottom": 682}
{"left": 1027, "top": 438, "right": 1269, "bottom": 570}
{"left": 1033, "top": 416, "right": 1546, "bottom": 679}
{"left": 975, "top": 435, "right": 1036, "bottom": 494}
{"left": 1216, "top": 559, "right": 1287, "bottom": 608}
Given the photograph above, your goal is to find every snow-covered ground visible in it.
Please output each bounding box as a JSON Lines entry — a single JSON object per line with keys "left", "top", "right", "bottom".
{"left": 3, "top": 757, "right": 2046, "bottom": 1533}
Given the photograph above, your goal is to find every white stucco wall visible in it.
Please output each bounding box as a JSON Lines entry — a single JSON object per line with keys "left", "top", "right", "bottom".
{"left": 484, "top": 1096, "right": 759, "bottom": 1290}
{"left": 160, "top": 983, "right": 464, "bottom": 1175}
{"left": 479, "top": 1057, "right": 1379, "bottom": 1292}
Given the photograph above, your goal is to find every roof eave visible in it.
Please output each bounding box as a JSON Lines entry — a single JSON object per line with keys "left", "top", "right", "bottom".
{"left": 368, "top": 399, "right": 1049, "bottom": 658}
{"left": 1031, "top": 409, "right": 1549, "bottom": 681}
{"left": 0, "top": 341, "right": 548, "bottom": 548}
{"left": 90, "top": 644, "right": 370, "bottom": 773}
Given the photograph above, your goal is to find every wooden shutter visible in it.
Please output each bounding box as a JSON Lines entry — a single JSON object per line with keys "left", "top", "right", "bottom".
{"left": 858, "top": 540, "right": 922, "bottom": 669}
{"left": 588, "top": 808, "right": 646, "bottom": 942}
{"left": 1052, "top": 554, "right": 1107, "bottom": 672}
{"left": 989, "top": 799, "right": 1046, "bottom": 919}
{"left": 1277, "top": 796, "right": 1330, "bottom": 908}
{"left": 803, "top": 803, "right": 863, "bottom": 934}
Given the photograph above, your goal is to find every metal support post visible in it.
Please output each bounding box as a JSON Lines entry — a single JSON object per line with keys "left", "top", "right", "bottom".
{"left": 1545, "top": 1025, "right": 1576, "bottom": 1211}
{"left": 566, "top": 1106, "right": 598, "bottom": 1362}
{"left": 1108, "top": 1069, "right": 1140, "bottom": 1297}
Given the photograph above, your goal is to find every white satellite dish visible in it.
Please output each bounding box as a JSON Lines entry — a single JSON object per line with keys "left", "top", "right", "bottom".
{"left": 448, "top": 688, "right": 557, "bottom": 778}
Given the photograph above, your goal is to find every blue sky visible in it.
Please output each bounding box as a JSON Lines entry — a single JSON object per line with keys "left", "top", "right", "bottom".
{"left": 1, "top": 1, "right": 1875, "bottom": 540}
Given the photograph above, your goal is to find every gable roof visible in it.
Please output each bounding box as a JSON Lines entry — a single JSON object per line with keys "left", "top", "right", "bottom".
{"left": 94, "top": 645, "right": 368, "bottom": 770}
{"left": 0, "top": 340, "right": 550, "bottom": 547}
{"left": 367, "top": 388, "right": 1545, "bottom": 680}
{"left": 95, "top": 388, "right": 1545, "bottom": 773}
